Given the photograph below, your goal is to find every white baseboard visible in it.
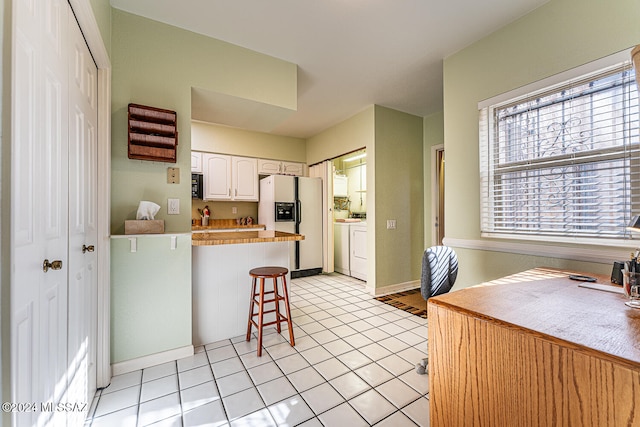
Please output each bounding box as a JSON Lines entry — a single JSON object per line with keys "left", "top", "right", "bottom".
{"left": 371, "top": 280, "right": 420, "bottom": 297}
{"left": 110, "top": 345, "right": 194, "bottom": 377}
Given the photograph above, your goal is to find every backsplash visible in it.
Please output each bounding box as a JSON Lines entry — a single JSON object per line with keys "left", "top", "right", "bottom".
{"left": 191, "top": 200, "right": 258, "bottom": 221}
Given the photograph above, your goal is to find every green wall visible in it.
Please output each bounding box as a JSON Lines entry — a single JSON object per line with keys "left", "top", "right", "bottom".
{"left": 110, "top": 235, "right": 192, "bottom": 363}
{"left": 110, "top": 9, "right": 297, "bottom": 364}
{"left": 306, "top": 105, "right": 423, "bottom": 291}
{"left": 443, "top": 0, "right": 640, "bottom": 287}
{"left": 90, "top": 0, "right": 111, "bottom": 56}
{"left": 111, "top": 9, "right": 297, "bottom": 234}
{"left": 373, "top": 106, "right": 424, "bottom": 289}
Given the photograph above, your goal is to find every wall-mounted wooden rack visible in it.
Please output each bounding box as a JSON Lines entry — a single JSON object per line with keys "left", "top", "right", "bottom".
{"left": 128, "top": 103, "right": 178, "bottom": 163}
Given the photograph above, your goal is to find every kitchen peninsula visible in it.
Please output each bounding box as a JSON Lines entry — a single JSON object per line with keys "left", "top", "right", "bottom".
{"left": 192, "top": 227, "right": 303, "bottom": 346}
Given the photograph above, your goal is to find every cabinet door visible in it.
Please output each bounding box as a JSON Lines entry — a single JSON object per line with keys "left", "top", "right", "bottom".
{"left": 232, "top": 156, "right": 259, "bottom": 201}
{"left": 350, "top": 225, "right": 367, "bottom": 280}
{"left": 258, "top": 159, "right": 281, "bottom": 175}
{"left": 203, "top": 154, "right": 232, "bottom": 200}
{"left": 191, "top": 152, "right": 203, "bottom": 173}
{"left": 282, "top": 161, "right": 305, "bottom": 176}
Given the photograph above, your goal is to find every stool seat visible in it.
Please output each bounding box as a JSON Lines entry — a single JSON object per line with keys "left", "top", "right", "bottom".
{"left": 246, "top": 266, "right": 295, "bottom": 356}
{"left": 249, "top": 266, "right": 288, "bottom": 278}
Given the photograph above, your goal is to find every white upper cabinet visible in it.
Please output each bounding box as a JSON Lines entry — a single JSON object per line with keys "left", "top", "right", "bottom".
{"left": 257, "top": 159, "right": 282, "bottom": 175}
{"left": 231, "top": 156, "right": 259, "bottom": 201}
{"left": 203, "top": 153, "right": 232, "bottom": 200}
{"left": 258, "top": 159, "right": 306, "bottom": 176}
{"left": 191, "top": 151, "right": 203, "bottom": 173}
{"left": 281, "top": 161, "right": 305, "bottom": 176}
{"left": 202, "top": 154, "right": 259, "bottom": 201}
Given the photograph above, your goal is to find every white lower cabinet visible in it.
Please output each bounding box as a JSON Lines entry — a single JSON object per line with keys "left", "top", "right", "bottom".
{"left": 334, "top": 223, "right": 350, "bottom": 275}
{"left": 350, "top": 223, "right": 367, "bottom": 281}
{"left": 333, "top": 222, "right": 367, "bottom": 280}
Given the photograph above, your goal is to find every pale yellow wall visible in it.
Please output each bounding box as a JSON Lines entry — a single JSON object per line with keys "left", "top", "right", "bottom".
{"left": 306, "top": 106, "right": 375, "bottom": 165}
{"left": 191, "top": 121, "right": 306, "bottom": 162}
{"left": 110, "top": 10, "right": 296, "bottom": 234}
{"left": 373, "top": 106, "right": 424, "bottom": 289}
{"left": 443, "top": 0, "right": 640, "bottom": 288}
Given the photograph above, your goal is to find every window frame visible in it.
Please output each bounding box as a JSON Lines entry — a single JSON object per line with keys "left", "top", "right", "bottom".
{"left": 478, "top": 48, "right": 639, "bottom": 247}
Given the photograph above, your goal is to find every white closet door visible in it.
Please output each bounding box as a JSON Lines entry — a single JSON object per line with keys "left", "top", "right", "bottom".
{"left": 11, "top": 1, "right": 98, "bottom": 425}
{"left": 67, "top": 11, "right": 99, "bottom": 421}
{"left": 13, "top": 0, "right": 70, "bottom": 425}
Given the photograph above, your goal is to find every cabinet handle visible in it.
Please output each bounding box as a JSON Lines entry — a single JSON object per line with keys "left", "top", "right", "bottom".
{"left": 235, "top": 189, "right": 238, "bottom": 197}
{"left": 228, "top": 188, "right": 231, "bottom": 196}
{"left": 82, "top": 244, "right": 95, "bottom": 254}
{"left": 43, "top": 259, "right": 63, "bottom": 273}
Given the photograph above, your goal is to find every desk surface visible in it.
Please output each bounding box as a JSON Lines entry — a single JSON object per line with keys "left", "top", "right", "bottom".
{"left": 430, "top": 267, "right": 640, "bottom": 368}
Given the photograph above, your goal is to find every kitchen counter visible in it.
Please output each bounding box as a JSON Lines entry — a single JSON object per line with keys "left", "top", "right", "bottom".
{"left": 192, "top": 230, "right": 304, "bottom": 246}
{"left": 192, "top": 230, "right": 303, "bottom": 344}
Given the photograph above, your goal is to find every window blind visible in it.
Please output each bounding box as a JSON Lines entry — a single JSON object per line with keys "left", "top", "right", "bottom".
{"left": 479, "top": 61, "right": 640, "bottom": 241}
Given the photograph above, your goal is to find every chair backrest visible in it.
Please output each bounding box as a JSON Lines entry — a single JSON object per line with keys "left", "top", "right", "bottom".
{"left": 421, "top": 246, "right": 458, "bottom": 301}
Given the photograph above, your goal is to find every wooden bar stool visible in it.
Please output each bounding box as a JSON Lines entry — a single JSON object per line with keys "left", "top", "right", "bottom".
{"left": 246, "top": 266, "right": 295, "bottom": 356}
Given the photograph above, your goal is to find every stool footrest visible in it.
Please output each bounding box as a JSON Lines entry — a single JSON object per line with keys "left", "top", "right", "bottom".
{"left": 249, "top": 308, "right": 282, "bottom": 317}
{"left": 249, "top": 318, "right": 290, "bottom": 329}
{"left": 251, "top": 297, "right": 284, "bottom": 305}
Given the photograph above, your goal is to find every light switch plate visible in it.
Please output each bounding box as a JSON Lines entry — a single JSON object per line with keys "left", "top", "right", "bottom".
{"left": 168, "top": 198, "right": 180, "bottom": 215}
{"left": 167, "top": 167, "right": 180, "bottom": 184}
{"left": 386, "top": 219, "right": 397, "bottom": 229}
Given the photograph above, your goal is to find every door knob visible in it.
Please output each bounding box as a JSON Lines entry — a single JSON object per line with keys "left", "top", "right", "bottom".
{"left": 82, "top": 244, "right": 95, "bottom": 254}
{"left": 43, "top": 259, "right": 63, "bottom": 273}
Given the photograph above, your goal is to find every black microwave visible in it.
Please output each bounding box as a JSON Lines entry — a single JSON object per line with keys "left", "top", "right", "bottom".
{"left": 192, "top": 173, "right": 203, "bottom": 199}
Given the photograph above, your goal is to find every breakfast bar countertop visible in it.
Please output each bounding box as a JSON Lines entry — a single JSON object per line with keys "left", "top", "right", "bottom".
{"left": 192, "top": 230, "right": 304, "bottom": 246}
{"left": 192, "top": 224, "right": 266, "bottom": 232}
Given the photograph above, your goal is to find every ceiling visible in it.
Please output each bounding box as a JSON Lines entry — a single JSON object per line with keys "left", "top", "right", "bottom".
{"left": 110, "top": 0, "right": 549, "bottom": 138}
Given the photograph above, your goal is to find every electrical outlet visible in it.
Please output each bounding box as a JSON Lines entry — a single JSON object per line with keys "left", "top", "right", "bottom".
{"left": 232, "top": 206, "right": 238, "bottom": 214}
{"left": 168, "top": 198, "right": 180, "bottom": 215}
{"left": 386, "top": 219, "right": 397, "bottom": 230}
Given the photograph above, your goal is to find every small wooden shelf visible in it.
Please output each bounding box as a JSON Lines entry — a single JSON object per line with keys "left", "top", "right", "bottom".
{"left": 128, "top": 103, "right": 178, "bottom": 163}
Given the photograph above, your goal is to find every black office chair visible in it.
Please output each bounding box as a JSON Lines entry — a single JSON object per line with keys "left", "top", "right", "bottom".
{"left": 416, "top": 245, "right": 458, "bottom": 374}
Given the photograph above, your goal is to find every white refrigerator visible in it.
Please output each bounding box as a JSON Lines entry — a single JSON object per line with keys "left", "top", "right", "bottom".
{"left": 259, "top": 175, "right": 323, "bottom": 277}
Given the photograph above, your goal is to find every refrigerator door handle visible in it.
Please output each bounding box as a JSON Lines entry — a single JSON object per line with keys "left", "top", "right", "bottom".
{"left": 296, "top": 200, "right": 302, "bottom": 225}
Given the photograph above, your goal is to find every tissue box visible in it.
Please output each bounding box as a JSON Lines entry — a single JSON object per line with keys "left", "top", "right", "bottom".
{"left": 125, "top": 220, "right": 165, "bottom": 235}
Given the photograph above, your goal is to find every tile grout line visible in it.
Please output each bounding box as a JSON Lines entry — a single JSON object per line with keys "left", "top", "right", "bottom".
{"left": 89, "top": 274, "right": 430, "bottom": 426}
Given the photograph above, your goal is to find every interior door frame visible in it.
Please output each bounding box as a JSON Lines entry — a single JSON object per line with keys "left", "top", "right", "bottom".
{"left": 68, "top": 0, "right": 112, "bottom": 388}
{"left": 309, "top": 161, "right": 334, "bottom": 273}
{"left": 431, "top": 144, "right": 444, "bottom": 246}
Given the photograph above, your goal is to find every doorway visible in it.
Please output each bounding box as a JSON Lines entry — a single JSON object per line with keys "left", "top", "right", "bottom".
{"left": 331, "top": 148, "right": 367, "bottom": 281}
{"left": 432, "top": 145, "right": 445, "bottom": 245}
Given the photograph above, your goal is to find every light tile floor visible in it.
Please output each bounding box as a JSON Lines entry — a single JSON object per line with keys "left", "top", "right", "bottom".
{"left": 86, "top": 273, "right": 430, "bottom": 426}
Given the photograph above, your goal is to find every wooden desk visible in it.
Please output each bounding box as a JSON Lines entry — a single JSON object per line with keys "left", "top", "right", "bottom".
{"left": 428, "top": 267, "right": 640, "bottom": 426}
